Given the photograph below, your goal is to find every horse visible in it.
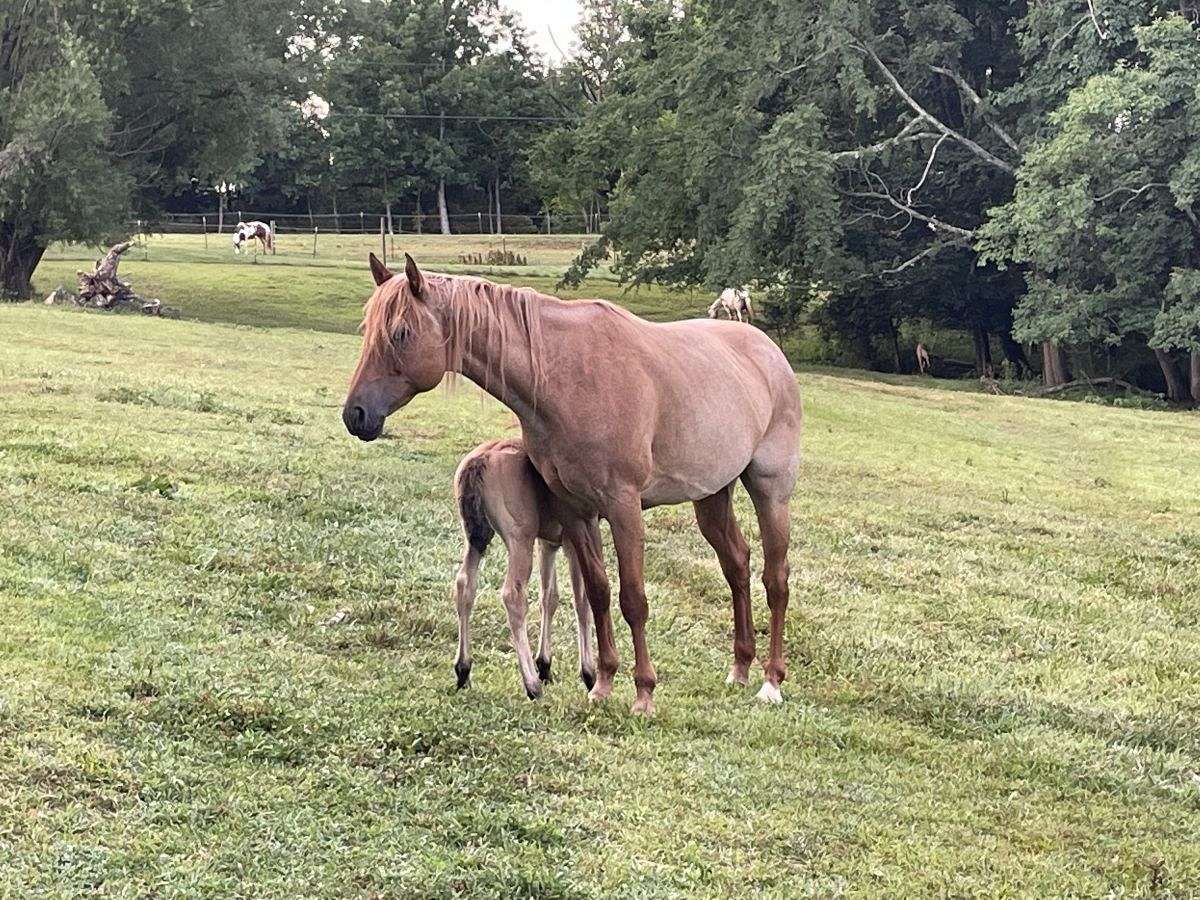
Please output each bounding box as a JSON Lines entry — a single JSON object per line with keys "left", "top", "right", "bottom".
{"left": 452, "top": 437, "right": 595, "bottom": 699}
{"left": 232, "top": 221, "right": 274, "bottom": 255}
{"left": 916, "top": 342, "right": 932, "bottom": 374}
{"left": 343, "top": 253, "right": 801, "bottom": 714}
{"left": 707, "top": 287, "right": 754, "bottom": 323}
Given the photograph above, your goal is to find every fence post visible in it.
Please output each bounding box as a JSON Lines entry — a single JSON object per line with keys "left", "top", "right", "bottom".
{"left": 203, "top": 216, "right": 208, "bottom": 249}
{"left": 545, "top": 210, "right": 551, "bottom": 235}
{"left": 313, "top": 226, "right": 319, "bottom": 258}
{"left": 269, "top": 220, "right": 276, "bottom": 255}
{"left": 360, "top": 211, "right": 365, "bottom": 233}
{"left": 478, "top": 211, "right": 483, "bottom": 234}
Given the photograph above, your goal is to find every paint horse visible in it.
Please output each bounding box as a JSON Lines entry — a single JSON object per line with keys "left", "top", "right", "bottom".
{"left": 708, "top": 287, "right": 754, "bottom": 323}
{"left": 453, "top": 438, "right": 595, "bottom": 699}
{"left": 232, "top": 221, "right": 274, "bottom": 255}
{"left": 344, "top": 254, "right": 801, "bottom": 714}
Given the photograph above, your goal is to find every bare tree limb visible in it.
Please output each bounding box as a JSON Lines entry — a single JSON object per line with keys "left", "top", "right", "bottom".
{"left": 1092, "top": 182, "right": 1168, "bottom": 210}
{"left": 831, "top": 118, "right": 940, "bottom": 163}
{"left": 1087, "top": 0, "right": 1109, "bottom": 40}
{"left": 907, "top": 133, "right": 949, "bottom": 205}
{"left": 855, "top": 41, "right": 1016, "bottom": 175}
{"left": 1049, "top": 15, "right": 1091, "bottom": 55}
{"left": 930, "top": 66, "right": 1020, "bottom": 153}
{"left": 845, "top": 189, "right": 977, "bottom": 243}
{"left": 880, "top": 243, "right": 943, "bottom": 276}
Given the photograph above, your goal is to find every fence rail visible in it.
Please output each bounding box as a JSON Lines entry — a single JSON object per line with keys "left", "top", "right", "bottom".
{"left": 132, "top": 211, "right": 609, "bottom": 237}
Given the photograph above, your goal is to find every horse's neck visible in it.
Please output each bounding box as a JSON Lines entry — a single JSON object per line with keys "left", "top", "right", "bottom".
{"left": 443, "top": 286, "right": 543, "bottom": 422}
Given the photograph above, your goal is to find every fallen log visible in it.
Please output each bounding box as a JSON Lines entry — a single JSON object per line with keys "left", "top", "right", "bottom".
{"left": 45, "top": 241, "right": 180, "bottom": 317}
{"left": 1041, "top": 377, "right": 1162, "bottom": 398}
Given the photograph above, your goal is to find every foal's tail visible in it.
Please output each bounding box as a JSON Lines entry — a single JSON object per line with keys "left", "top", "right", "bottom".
{"left": 455, "top": 454, "right": 495, "bottom": 554}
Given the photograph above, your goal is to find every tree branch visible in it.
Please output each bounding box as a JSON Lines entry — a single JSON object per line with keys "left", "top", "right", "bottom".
{"left": 855, "top": 41, "right": 1015, "bottom": 175}
{"left": 1087, "top": 0, "right": 1109, "bottom": 40}
{"left": 907, "top": 132, "right": 949, "bottom": 205}
{"left": 930, "top": 66, "right": 1020, "bottom": 153}
{"left": 845, "top": 189, "right": 976, "bottom": 243}
{"left": 830, "top": 118, "right": 941, "bottom": 163}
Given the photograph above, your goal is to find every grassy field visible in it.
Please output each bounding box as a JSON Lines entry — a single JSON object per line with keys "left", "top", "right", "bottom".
{"left": 35, "top": 234, "right": 705, "bottom": 335}
{"left": 2, "top": 294, "right": 1199, "bottom": 896}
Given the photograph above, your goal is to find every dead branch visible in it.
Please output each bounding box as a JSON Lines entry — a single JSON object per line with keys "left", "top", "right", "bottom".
{"left": 907, "top": 133, "right": 949, "bottom": 205}
{"left": 930, "top": 66, "right": 1020, "bottom": 153}
{"left": 1042, "top": 377, "right": 1160, "bottom": 397}
{"left": 844, "top": 189, "right": 976, "bottom": 243}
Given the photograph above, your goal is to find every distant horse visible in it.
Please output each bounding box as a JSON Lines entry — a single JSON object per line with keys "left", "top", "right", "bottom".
{"left": 232, "top": 221, "right": 274, "bottom": 255}
{"left": 452, "top": 438, "right": 595, "bottom": 699}
{"left": 708, "top": 287, "right": 753, "bottom": 323}
{"left": 343, "top": 253, "right": 801, "bottom": 714}
{"left": 916, "top": 342, "right": 931, "bottom": 374}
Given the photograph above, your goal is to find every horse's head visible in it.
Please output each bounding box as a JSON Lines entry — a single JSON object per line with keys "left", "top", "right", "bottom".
{"left": 342, "top": 253, "right": 447, "bottom": 441}
{"left": 232, "top": 229, "right": 244, "bottom": 253}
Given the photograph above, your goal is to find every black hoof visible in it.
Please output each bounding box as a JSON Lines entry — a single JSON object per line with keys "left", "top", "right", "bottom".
{"left": 536, "top": 655, "right": 553, "bottom": 683}
{"left": 580, "top": 667, "right": 596, "bottom": 692}
{"left": 525, "top": 681, "right": 543, "bottom": 701}
{"left": 454, "top": 660, "right": 471, "bottom": 690}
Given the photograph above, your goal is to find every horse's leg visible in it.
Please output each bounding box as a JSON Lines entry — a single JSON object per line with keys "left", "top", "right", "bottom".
{"left": 500, "top": 536, "right": 543, "bottom": 700}
{"left": 693, "top": 485, "right": 755, "bottom": 687}
{"left": 606, "top": 499, "right": 657, "bottom": 715}
{"left": 562, "top": 515, "right": 617, "bottom": 701}
{"left": 563, "top": 542, "right": 596, "bottom": 690}
{"left": 742, "top": 471, "right": 793, "bottom": 704}
{"left": 534, "top": 538, "right": 559, "bottom": 683}
{"left": 452, "top": 542, "right": 484, "bottom": 689}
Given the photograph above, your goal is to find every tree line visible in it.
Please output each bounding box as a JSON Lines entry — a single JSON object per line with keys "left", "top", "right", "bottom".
{"left": 4, "top": 0, "right": 1200, "bottom": 399}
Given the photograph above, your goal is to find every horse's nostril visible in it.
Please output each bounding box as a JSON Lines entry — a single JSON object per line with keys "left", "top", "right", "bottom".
{"left": 343, "top": 404, "right": 368, "bottom": 433}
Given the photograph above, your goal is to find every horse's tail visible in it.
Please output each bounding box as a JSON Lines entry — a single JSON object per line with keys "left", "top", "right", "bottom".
{"left": 455, "top": 453, "right": 495, "bottom": 554}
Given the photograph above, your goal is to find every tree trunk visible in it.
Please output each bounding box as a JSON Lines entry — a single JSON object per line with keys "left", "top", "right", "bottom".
{"left": 999, "top": 332, "right": 1031, "bottom": 377}
{"left": 415, "top": 193, "right": 423, "bottom": 235}
{"left": 972, "top": 326, "right": 994, "bottom": 378}
{"left": 888, "top": 319, "right": 903, "bottom": 373}
{"left": 217, "top": 192, "right": 226, "bottom": 234}
{"left": 0, "top": 226, "right": 45, "bottom": 299}
{"left": 332, "top": 194, "right": 340, "bottom": 233}
{"left": 495, "top": 177, "right": 503, "bottom": 236}
{"left": 386, "top": 199, "right": 393, "bottom": 236}
{"left": 1153, "top": 348, "right": 1187, "bottom": 402}
{"left": 486, "top": 179, "right": 494, "bottom": 234}
{"left": 437, "top": 178, "right": 451, "bottom": 235}
{"left": 1041, "top": 341, "right": 1071, "bottom": 387}
{"left": 1191, "top": 350, "right": 1200, "bottom": 403}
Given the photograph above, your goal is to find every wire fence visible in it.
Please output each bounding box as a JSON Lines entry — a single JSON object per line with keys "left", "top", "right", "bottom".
{"left": 132, "top": 211, "right": 609, "bottom": 237}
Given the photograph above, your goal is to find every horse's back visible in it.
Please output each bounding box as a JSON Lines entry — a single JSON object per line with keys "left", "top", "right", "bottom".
{"left": 456, "top": 438, "right": 561, "bottom": 544}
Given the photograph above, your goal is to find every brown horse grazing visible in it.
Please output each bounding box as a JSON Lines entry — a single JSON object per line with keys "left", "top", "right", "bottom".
{"left": 344, "top": 253, "right": 802, "bottom": 714}
{"left": 453, "top": 437, "right": 595, "bottom": 699}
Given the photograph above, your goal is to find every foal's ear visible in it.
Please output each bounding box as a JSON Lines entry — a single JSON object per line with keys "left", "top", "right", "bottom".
{"left": 404, "top": 253, "right": 424, "bottom": 298}
{"left": 368, "top": 252, "right": 393, "bottom": 286}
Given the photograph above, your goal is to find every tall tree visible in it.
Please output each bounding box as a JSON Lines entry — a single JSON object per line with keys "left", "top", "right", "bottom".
{"left": 0, "top": 0, "right": 307, "bottom": 297}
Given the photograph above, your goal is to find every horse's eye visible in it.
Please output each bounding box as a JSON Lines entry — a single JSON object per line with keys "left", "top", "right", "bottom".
{"left": 393, "top": 326, "right": 410, "bottom": 348}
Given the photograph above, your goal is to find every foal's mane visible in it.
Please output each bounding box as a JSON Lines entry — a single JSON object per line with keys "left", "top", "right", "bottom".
{"left": 361, "top": 272, "right": 549, "bottom": 397}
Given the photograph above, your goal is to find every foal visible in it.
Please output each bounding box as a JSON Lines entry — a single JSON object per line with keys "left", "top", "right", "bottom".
{"left": 452, "top": 438, "right": 596, "bottom": 699}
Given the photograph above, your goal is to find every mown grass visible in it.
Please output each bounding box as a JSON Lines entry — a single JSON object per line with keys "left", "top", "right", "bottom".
{"left": 2, "top": 299, "right": 1198, "bottom": 896}
{"left": 35, "top": 234, "right": 703, "bottom": 334}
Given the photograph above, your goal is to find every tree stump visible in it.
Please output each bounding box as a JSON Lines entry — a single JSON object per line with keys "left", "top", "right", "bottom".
{"left": 48, "top": 241, "right": 182, "bottom": 316}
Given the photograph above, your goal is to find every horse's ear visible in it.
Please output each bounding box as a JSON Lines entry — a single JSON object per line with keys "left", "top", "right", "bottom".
{"left": 369, "top": 252, "right": 393, "bottom": 286}
{"left": 404, "top": 253, "right": 424, "bottom": 298}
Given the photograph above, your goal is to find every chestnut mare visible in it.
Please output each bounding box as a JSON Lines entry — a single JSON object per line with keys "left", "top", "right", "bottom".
{"left": 343, "top": 254, "right": 802, "bottom": 714}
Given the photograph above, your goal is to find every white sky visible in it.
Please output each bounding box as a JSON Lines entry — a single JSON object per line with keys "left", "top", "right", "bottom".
{"left": 505, "top": 0, "right": 582, "bottom": 62}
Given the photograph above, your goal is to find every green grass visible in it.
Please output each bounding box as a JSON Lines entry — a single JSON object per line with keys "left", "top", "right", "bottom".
{"left": 2, "top": 299, "right": 1198, "bottom": 896}
{"left": 35, "top": 234, "right": 703, "bottom": 334}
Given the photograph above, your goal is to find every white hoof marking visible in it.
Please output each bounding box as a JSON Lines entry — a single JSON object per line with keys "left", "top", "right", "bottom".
{"left": 756, "top": 682, "right": 783, "bottom": 704}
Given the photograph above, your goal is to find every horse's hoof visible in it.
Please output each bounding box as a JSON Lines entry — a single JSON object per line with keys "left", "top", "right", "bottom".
{"left": 756, "top": 682, "right": 783, "bottom": 704}
{"left": 525, "top": 681, "right": 544, "bottom": 701}
{"left": 630, "top": 696, "right": 656, "bottom": 716}
{"left": 535, "top": 655, "right": 553, "bottom": 684}
{"left": 726, "top": 665, "right": 750, "bottom": 687}
{"left": 454, "top": 661, "right": 471, "bottom": 690}
{"left": 579, "top": 667, "right": 596, "bottom": 692}
{"left": 587, "top": 683, "right": 612, "bottom": 703}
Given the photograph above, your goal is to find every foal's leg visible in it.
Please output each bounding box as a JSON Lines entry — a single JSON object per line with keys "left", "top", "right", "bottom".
{"left": 563, "top": 543, "right": 596, "bottom": 690}
{"left": 501, "top": 536, "right": 544, "bottom": 700}
{"left": 607, "top": 499, "right": 657, "bottom": 715}
{"left": 562, "top": 516, "right": 617, "bottom": 701}
{"left": 452, "top": 543, "right": 484, "bottom": 688}
{"left": 535, "top": 539, "right": 559, "bottom": 683}
{"left": 693, "top": 485, "right": 755, "bottom": 687}
{"left": 743, "top": 475, "right": 793, "bottom": 704}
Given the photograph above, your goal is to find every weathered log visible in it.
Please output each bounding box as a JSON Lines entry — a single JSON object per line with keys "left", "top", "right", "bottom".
{"left": 1041, "top": 377, "right": 1162, "bottom": 398}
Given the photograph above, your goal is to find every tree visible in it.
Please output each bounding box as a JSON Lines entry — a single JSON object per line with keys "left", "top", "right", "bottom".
{"left": 0, "top": 0, "right": 307, "bottom": 297}
{"left": 979, "top": 15, "right": 1200, "bottom": 400}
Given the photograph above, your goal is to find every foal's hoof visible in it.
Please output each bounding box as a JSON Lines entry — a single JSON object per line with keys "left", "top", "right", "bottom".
{"left": 630, "top": 696, "right": 656, "bottom": 716}
{"left": 535, "top": 655, "right": 553, "bottom": 684}
{"left": 726, "top": 665, "right": 751, "bottom": 687}
{"left": 756, "top": 682, "right": 783, "bottom": 704}
{"left": 579, "top": 667, "right": 596, "bottom": 692}
{"left": 525, "top": 681, "right": 544, "bottom": 701}
{"left": 454, "top": 661, "right": 471, "bottom": 690}
{"left": 587, "top": 681, "right": 612, "bottom": 703}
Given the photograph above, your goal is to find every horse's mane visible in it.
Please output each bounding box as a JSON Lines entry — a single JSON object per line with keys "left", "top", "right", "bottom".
{"left": 360, "top": 272, "right": 548, "bottom": 398}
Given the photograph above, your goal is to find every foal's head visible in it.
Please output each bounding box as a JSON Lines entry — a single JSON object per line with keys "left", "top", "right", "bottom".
{"left": 342, "top": 253, "right": 448, "bottom": 441}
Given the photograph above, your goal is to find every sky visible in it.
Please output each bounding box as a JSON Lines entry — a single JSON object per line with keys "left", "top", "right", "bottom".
{"left": 505, "top": 0, "right": 582, "bottom": 62}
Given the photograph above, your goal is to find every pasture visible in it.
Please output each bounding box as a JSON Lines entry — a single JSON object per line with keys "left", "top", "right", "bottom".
{"left": 1, "top": 244, "right": 1199, "bottom": 896}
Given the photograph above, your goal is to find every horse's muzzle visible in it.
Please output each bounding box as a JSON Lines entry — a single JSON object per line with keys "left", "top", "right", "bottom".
{"left": 342, "top": 404, "right": 383, "bottom": 442}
